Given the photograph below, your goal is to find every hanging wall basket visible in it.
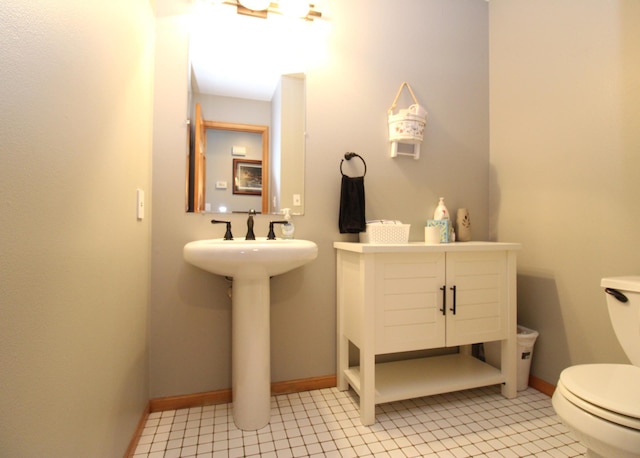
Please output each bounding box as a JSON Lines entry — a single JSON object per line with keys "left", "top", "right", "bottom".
{"left": 387, "top": 82, "right": 427, "bottom": 159}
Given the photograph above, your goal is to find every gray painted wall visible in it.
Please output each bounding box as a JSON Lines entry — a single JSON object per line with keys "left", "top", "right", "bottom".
{"left": 0, "top": 1, "right": 154, "bottom": 456}
{"left": 490, "top": 0, "right": 640, "bottom": 384}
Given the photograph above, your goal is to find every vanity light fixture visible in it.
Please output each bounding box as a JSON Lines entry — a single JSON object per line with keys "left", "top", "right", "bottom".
{"left": 231, "top": 0, "right": 322, "bottom": 21}
{"left": 238, "top": 0, "right": 271, "bottom": 10}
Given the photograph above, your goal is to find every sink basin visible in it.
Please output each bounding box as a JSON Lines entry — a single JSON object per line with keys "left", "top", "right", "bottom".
{"left": 183, "top": 238, "right": 318, "bottom": 279}
{"left": 183, "top": 237, "right": 318, "bottom": 431}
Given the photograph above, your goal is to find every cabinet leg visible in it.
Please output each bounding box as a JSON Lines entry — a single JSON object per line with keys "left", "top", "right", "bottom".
{"left": 360, "top": 352, "right": 375, "bottom": 425}
{"left": 501, "top": 338, "right": 517, "bottom": 398}
{"left": 337, "top": 335, "right": 349, "bottom": 391}
{"left": 360, "top": 403, "right": 375, "bottom": 426}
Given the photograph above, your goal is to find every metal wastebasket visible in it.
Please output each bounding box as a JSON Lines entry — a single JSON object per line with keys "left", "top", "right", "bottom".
{"left": 483, "top": 325, "right": 539, "bottom": 391}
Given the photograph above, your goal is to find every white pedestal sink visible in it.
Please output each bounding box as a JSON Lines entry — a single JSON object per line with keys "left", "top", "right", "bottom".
{"left": 183, "top": 238, "right": 318, "bottom": 430}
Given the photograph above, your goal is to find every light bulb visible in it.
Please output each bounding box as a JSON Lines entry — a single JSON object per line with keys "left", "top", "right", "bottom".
{"left": 278, "top": 0, "right": 309, "bottom": 18}
{"left": 238, "top": 0, "right": 271, "bottom": 11}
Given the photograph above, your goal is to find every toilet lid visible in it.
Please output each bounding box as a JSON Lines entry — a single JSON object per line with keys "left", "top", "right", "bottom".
{"left": 560, "top": 364, "right": 640, "bottom": 420}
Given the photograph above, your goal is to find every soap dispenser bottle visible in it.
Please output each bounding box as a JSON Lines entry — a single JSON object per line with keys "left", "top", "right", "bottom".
{"left": 281, "top": 208, "right": 295, "bottom": 239}
{"left": 433, "top": 197, "right": 450, "bottom": 220}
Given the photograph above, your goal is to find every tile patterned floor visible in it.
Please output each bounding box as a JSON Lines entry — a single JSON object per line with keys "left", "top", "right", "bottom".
{"left": 133, "top": 385, "right": 586, "bottom": 457}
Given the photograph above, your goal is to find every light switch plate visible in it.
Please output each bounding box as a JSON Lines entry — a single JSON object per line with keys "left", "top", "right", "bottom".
{"left": 136, "top": 188, "right": 144, "bottom": 220}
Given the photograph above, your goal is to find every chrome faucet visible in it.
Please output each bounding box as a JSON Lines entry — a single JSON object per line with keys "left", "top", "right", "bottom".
{"left": 245, "top": 209, "right": 256, "bottom": 240}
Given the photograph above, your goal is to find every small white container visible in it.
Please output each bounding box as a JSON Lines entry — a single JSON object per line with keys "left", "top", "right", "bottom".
{"left": 424, "top": 226, "right": 440, "bottom": 244}
{"left": 359, "top": 223, "right": 410, "bottom": 244}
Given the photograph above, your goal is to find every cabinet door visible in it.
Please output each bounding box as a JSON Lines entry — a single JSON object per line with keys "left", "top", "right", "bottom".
{"left": 445, "top": 251, "right": 508, "bottom": 346}
{"left": 374, "top": 252, "right": 446, "bottom": 353}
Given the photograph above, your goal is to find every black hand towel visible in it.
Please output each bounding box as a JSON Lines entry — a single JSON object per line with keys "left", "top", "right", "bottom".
{"left": 339, "top": 175, "right": 366, "bottom": 233}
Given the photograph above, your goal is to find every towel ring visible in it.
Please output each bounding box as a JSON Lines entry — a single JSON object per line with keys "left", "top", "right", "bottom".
{"left": 340, "top": 152, "right": 367, "bottom": 177}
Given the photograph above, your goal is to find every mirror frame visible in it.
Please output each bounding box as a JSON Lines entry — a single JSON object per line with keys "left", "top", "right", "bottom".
{"left": 198, "top": 120, "right": 270, "bottom": 214}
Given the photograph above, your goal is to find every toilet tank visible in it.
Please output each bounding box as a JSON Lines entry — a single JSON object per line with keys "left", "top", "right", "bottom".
{"left": 601, "top": 276, "right": 640, "bottom": 366}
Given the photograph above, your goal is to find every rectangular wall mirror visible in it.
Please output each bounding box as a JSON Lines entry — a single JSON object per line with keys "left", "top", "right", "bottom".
{"left": 186, "top": 27, "right": 306, "bottom": 215}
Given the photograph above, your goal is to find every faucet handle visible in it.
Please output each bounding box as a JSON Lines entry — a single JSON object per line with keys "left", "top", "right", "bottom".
{"left": 267, "top": 220, "right": 288, "bottom": 240}
{"left": 211, "top": 220, "right": 233, "bottom": 240}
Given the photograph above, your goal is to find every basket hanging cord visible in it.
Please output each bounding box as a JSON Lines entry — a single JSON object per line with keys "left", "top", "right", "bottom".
{"left": 388, "top": 82, "right": 419, "bottom": 115}
{"left": 340, "top": 152, "right": 367, "bottom": 177}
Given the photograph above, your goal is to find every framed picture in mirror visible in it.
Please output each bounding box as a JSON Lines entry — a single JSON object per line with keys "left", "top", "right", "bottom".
{"left": 233, "top": 159, "right": 262, "bottom": 195}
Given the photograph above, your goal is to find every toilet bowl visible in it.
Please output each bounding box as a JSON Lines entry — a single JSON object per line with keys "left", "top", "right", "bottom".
{"left": 552, "top": 276, "right": 640, "bottom": 458}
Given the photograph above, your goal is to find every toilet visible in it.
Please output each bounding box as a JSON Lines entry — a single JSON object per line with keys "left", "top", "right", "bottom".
{"left": 552, "top": 276, "right": 640, "bottom": 458}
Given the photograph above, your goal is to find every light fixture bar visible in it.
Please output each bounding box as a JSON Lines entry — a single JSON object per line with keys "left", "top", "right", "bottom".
{"left": 305, "top": 6, "right": 321, "bottom": 20}
{"left": 236, "top": 3, "right": 269, "bottom": 18}
{"left": 223, "top": 1, "right": 322, "bottom": 21}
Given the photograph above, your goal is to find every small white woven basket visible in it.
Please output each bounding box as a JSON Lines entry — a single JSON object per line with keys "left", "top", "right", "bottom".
{"left": 359, "top": 223, "right": 410, "bottom": 244}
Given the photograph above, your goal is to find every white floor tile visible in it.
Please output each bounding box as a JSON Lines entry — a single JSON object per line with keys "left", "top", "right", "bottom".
{"left": 132, "top": 386, "right": 587, "bottom": 457}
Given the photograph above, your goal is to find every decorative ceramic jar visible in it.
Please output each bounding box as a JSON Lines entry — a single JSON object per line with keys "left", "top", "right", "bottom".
{"left": 456, "top": 208, "right": 471, "bottom": 242}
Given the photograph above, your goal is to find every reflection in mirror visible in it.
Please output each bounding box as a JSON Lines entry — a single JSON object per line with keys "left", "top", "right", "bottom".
{"left": 186, "top": 7, "right": 308, "bottom": 215}
{"left": 201, "top": 120, "right": 269, "bottom": 214}
{"left": 188, "top": 78, "right": 304, "bottom": 214}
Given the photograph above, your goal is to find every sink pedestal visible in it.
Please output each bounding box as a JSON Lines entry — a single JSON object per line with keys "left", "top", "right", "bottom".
{"left": 182, "top": 238, "right": 318, "bottom": 431}
{"left": 232, "top": 277, "right": 271, "bottom": 430}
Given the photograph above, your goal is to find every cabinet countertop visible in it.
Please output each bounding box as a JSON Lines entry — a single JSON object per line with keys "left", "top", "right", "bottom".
{"left": 333, "top": 241, "right": 521, "bottom": 253}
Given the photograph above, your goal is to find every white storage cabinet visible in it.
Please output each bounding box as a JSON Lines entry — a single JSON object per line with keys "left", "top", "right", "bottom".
{"left": 334, "top": 241, "right": 521, "bottom": 425}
